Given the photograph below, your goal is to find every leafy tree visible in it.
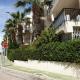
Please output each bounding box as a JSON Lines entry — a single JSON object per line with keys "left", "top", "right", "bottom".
{"left": 34, "top": 27, "right": 58, "bottom": 47}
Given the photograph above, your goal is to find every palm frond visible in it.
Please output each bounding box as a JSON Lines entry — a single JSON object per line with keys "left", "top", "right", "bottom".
{"left": 15, "top": 0, "right": 43, "bottom": 8}
{"left": 21, "top": 12, "right": 25, "bottom": 19}
{"left": 24, "top": 7, "right": 32, "bottom": 13}
{"left": 15, "top": 0, "right": 27, "bottom": 7}
{"left": 2, "top": 29, "right": 6, "bottom": 32}
{"left": 10, "top": 13, "right": 17, "bottom": 19}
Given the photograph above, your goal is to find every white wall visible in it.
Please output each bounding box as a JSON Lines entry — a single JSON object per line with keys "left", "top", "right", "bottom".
{"left": 56, "top": 21, "right": 80, "bottom": 33}
{"left": 52, "top": 0, "right": 79, "bottom": 17}
{"left": 14, "top": 60, "right": 80, "bottom": 77}
{"left": 65, "top": 21, "right": 80, "bottom": 33}
{"left": 79, "top": 0, "right": 80, "bottom": 8}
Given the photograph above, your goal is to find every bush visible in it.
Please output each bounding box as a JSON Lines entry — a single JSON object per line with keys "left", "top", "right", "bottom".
{"left": 37, "top": 39, "right": 80, "bottom": 63}
{"left": 7, "top": 27, "right": 59, "bottom": 62}
{"left": 7, "top": 39, "right": 80, "bottom": 63}
{"left": 34, "top": 27, "right": 59, "bottom": 48}
{"left": 36, "top": 42, "right": 60, "bottom": 61}
{"left": 7, "top": 49, "right": 15, "bottom": 61}
{"left": 7, "top": 27, "right": 80, "bottom": 63}
{"left": 7, "top": 46, "right": 37, "bottom": 61}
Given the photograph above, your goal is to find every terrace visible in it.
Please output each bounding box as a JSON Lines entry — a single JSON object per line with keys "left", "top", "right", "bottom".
{"left": 53, "top": 8, "right": 80, "bottom": 28}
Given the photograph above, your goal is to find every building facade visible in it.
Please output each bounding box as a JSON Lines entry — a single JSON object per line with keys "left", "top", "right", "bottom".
{"left": 16, "top": 0, "right": 80, "bottom": 45}
{"left": 48, "top": 0, "right": 80, "bottom": 40}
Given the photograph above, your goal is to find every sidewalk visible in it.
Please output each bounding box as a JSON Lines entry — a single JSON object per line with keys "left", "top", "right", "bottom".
{"left": 1, "top": 66, "right": 53, "bottom": 80}
{"left": 0, "top": 55, "right": 79, "bottom": 80}
{"left": 5, "top": 64, "right": 78, "bottom": 80}
{"left": 0, "top": 68, "right": 49, "bottom": 80}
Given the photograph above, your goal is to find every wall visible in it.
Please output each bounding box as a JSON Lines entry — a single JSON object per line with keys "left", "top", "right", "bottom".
{"left": 52, "top": 0, "right": 79, "bottom": 17}
{"left": 14, "top": 60, "right": 80, "bottom": 77}
{"left": 65, "top": 21, "right": 80, "bottom": 33}
{"left": 56, "top": 21, "right": 80, "bottom": 34}
{"left": 79, "top": 0, "right": 80, "bottom": 8}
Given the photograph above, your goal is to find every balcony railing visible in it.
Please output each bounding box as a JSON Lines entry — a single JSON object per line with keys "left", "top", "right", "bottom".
{"left": 53, "top": 8, "right": 80, "bottom": 28}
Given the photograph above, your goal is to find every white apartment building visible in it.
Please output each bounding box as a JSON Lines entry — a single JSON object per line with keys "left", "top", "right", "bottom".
{"left": 49, "top": 0, "right": 80, "bottom": 40}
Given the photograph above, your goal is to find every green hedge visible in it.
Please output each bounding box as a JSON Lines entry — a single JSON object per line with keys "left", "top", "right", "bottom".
{"left": 37, "top": 40, "right": 80, "bottom": 63}
{"left": 7, "top": 39, "right": 80, "bottom": 63}
{"left": 7, "top": 46, "right": 37, "bottom": 62}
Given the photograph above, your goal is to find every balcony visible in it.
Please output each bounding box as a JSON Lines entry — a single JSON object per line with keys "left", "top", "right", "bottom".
{"left": 53, "top": 8, "right": 80, "bottom": 28}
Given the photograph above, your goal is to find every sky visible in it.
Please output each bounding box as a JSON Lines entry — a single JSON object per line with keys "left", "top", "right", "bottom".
{"left": 0, "top": 0, "right": 32, "bottom": 52}
{"left": 0, "top": 0, "right": 18, "bottom": 52}
{"left": 0, "top": 0, "right": 31, "bottom": 52}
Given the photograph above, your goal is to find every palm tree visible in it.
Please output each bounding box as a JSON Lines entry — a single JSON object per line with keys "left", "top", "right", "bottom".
{"left": 4, "top": 11, "right": 26, "bottom": 46}
{"left": 15, "top": 0, "right": 43, "bottom": 8}
{"left": 9, "top": 11, "right": 25, "bottom": 44}
{"left": 3, "top": 18, "right": 18, "bottom": 49}
{"left": 5, "top": 19, "right": 16, "bottom": 42}
{"left": 15, "top": 0, "right": 44, "bottom": 40}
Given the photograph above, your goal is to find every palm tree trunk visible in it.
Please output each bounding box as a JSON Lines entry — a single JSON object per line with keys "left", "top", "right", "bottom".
{"left": 12, "top": 30, "right": 16, "bottom": 43}
{"left": 16, "top": 24, "right": 23, "bottom": 44}
{"left": 32, "top": 3, "right": 44, "bottom": 38}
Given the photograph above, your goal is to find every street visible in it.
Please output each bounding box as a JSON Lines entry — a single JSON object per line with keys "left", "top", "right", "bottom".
{"left": 0, "top": 67, "right": 52, "bottom": 80}
{"left": 0, "top": 71, "right": 24, "bottom": 80}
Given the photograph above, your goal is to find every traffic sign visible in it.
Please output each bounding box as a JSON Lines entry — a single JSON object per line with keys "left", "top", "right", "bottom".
{"left": 1, "top": 40, "right": 8, "bottom": 48}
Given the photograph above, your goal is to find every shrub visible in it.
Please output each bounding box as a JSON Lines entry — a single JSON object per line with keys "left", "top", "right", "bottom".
{"left": 7, "top": 39, "right": 80, "bottom": 63}
{"left": 7, "top": 46, "right": 37, "bottom": 61}
{"left": 7, "top": 49, "right": 15, "bottom": 61}
{"left": 7, "top": 26, "right": 80, "bottom": 64}
{"left": 35, "top": 39, "right": 80, "bottom": 63}
{"left": 7, "top": 48, "right": 27, "bottom": 61}
{"left": 37, "top": 42, "right": 60, "bottom": 61}
{"left": 34, "top": 27, "right": 59, "bottom": 48}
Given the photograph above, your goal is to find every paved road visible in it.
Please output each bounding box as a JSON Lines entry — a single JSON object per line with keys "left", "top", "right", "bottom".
{"left": 0, "top": 71, "right": 24, "bottom": 80}
{"left": 0, "top": 67, "right": 52, "bottom": 80}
